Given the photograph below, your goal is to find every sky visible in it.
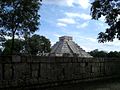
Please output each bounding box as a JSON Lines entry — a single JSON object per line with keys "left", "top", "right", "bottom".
{"left": 36, "top": 0, "right": 120, "bottom": 52}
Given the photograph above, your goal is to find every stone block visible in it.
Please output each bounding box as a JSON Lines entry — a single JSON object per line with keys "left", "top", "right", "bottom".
{"left": 32, "top": 71, "right": 38, "bottom": 78}
{"left": 0, "top": 64, "right": 2, "bottom": 80}
{"left": 14, "top": 64, "right": 27, "bottom": 79}
{"left": 29, "top": 78, "right": 38, "bottom": 85}
{"left": 0, "top": 81, "right": 2, "bottom": 88}
{"left": 12, "top": 55, "right": 21, "bottom": 62}
{"left": 26, "top": 56, "right": 32, "bottom": 62}
{"left": 4, "top": 64, "right": 12, "bottom": 80}
{"left": 21, "top": 56, "right": 27, "bottom": 62}
{"left": 10, "top": 80, "right": 18, "bottom": 87}
{"left": 32, "top": 64, "right": 39, "bottom": 70}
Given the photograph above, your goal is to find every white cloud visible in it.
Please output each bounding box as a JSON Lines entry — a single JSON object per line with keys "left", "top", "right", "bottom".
{"left": 117, "top": 15, "right": 120, "bottom": 22}
{"left": 81, "top": 46, "right": 93, "bottom": 52}
{"left": 77, "top": 35, "right": 97, "bottom": 42}
{"left": 4, "top": 35, "right": 24, "bottom": 40}
{"left": 66, "top": 0, "right": 74, "bottom": 7}
{"left": 76, "top": 22, "right": 89, "bottom": 28}
{"left": 53, "top": 34, "right": 61, "bottom": 38}
{"left": 95, "top": 22, "right": 109, "bottom": 32}
{"left": 80, "top": 13, "right": 91, "bottom": 20}
{"left": 65, "top": 12, "right": 81, "bottom": 18}
{"left": 43, "top": 0, "right": 90, "bottom": 9}
{"left": 104, "top": 39, "right": 120, "bottom": 47}
{"left": 85, "top": 37, "right": 97, "bottom": 42}
{"left": 57, "top": 22, "right": 67, "bottom": 27}
{"left": 51, "top": 41, "right": 56, "bottom": 46}
{"left": 78, "top": 0, "right": 90, "bottom": 9}
{"left": 42, "top": 0, "right": 74, "bottom": 7}
{"left": 65, "top": 12, "right": 91, "bottom": 20}
{"left": 42, "top": 0, "right": 65, "bottom": 6}
{"left": 99, "top": 15, "right": 105, "bottom": 22}
{"left": 57, "top": 18, "right": 76, "bottom": 24}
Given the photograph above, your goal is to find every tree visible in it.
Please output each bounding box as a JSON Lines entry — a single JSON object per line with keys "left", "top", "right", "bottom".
{"left": 91, "top": 0, "right": 120, "bottom": 43}
{"left": 0, "top": 49, "right": 1, "bottom": 54}
{"left": 24, "top": 34, "right": 51, "bottom": 55}
{"left": 89, "top": 49, "right": 108, "bottom": 57}
{"left": 1, "top": 34, "right": 51, "bottom": 55}
{"left": 89, "top": 49, "right": 120, "bottom": 57}
{"left": 0, "top": 0, "right": 42, "bottom": 54}
{"left": 108, "top": 51, "right": 120, "bottom": 57}
{"left": 0, "top": 33, "right": 6, "bottom": 47}
{"left": 2, "top": 39, "right": 24, "bottom": 55}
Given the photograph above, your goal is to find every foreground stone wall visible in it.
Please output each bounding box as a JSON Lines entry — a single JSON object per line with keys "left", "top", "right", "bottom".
{"left": 0, "top": 56, "right": 120, "bottom": 88}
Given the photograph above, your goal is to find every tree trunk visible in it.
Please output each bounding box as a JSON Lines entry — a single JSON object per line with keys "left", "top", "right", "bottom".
{"left": 11, "top": 31, "right": 15, "bottom": 55}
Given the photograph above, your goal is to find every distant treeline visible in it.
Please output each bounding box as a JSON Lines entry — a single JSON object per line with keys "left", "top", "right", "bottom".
{"left": 89, "top": 49, "right": 120, "bottom": 58}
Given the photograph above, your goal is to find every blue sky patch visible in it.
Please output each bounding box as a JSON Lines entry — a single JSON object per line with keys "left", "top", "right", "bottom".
{"left": 37, "top": 0, "right": 120, "bottom": 52}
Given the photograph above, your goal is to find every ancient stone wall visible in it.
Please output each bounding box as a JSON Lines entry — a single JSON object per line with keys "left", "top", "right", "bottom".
{"left": 0, "top": 56, "right": 120, "bottom": 88}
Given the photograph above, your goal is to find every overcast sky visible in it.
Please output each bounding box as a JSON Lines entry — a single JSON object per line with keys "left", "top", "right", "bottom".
{"left": 37, "top": 0, "right": 120, "bottom": 52}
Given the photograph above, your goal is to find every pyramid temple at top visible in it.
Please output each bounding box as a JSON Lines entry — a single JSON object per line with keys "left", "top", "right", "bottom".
{"left": 50, "top": 36, "right": 92, "bottom": 57}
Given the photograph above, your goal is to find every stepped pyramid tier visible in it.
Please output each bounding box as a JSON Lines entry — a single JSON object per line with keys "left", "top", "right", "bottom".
{"left": 50, "top": 36, "right": 92, "bottom": 57}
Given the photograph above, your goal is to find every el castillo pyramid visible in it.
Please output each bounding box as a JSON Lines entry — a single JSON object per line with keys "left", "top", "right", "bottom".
{"left": 50, "top": 36, "right": 92, "bottom": 57}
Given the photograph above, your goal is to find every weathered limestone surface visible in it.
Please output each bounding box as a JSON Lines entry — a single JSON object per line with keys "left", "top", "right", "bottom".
{"left": 0, "top": 56, "right": 120, "bottom": 88}
{"left": 50, "top": 36, "right": 92, "bottom": 57}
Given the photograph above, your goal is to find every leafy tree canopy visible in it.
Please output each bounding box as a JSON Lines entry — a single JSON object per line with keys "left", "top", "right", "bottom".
{"left": 91, "top": 0, "right": 120, "bottom": 43}
{"left": 89, "top": 49, "right": 120, "bottom": 57}
{"left": 26, "top": 34, "right": 51, "bottom": 55}
{"left": 89, "top": 49, "right": 108, "bottom": 57}
{"left": 1, "top": 34, "right": 51, "bottom": 55}
{"left": 0, "top": 0, "right": 42, "bottom": 54}
{"left": 2, "top": 39, "right": 24, "bottom": 55}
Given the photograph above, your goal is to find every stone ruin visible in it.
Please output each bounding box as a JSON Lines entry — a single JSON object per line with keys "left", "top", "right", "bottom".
{"left": 50, "top": 36, "right": 92, "bottom": 57}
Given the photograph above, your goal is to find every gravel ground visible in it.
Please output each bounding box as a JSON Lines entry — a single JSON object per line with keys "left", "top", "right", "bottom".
{"left": 44, "top": 79, "right": 120, "bottom": 90}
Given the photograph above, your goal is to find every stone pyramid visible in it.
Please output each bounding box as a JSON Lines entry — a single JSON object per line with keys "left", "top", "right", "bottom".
{"left": 50, "top": 36, "right": 92, "bottom": 57}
